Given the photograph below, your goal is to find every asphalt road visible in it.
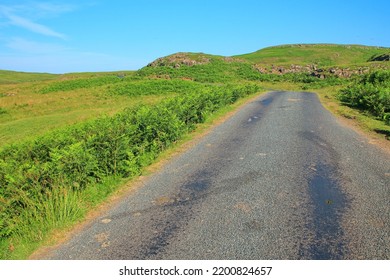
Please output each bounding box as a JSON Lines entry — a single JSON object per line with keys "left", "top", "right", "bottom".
{"left": 46, "top": 91, "right": 390, "bottom": 260}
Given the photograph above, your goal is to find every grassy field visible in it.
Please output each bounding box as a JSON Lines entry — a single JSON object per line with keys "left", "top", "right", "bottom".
{"left": 0, "top": 43, "right": 389, "bottom": 259}
{"left": 0, "top": 72, "right": 183, "bottom": 146}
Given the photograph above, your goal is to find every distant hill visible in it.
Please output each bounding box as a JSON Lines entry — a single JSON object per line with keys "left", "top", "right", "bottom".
{"left": 234, "top": 44, "right": 390, "bottom": 67}
{"left": 0, "top": 70, "right": 58, "bottom": 84}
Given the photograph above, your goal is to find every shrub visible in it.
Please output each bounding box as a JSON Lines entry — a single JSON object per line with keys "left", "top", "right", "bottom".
{"left": 338, "top": 70, "right": 390, "bottom": 124}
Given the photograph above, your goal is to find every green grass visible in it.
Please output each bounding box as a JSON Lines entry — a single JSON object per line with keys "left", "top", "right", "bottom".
{"left": 0, "top": 176, "right": 122, "bottom": 259}
{"left": 235, "top": 44, "right": 390, "bottom": 67}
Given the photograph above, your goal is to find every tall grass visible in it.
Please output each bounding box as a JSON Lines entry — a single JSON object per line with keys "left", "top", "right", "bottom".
{"left": 0, "top": 185, "right": 83, "bottom": 259}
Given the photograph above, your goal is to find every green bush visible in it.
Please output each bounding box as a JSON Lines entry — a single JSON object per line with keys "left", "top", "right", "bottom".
{"left": 107, "top": 79, "right": 210, "bottom": 96}
{"left": 338, "top": 70, "right": 390, "bottom": 124}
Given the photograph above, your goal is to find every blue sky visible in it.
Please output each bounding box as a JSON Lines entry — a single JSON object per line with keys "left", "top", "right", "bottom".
{"left": 0, "top": 0, "right": 389, "bottom": 73}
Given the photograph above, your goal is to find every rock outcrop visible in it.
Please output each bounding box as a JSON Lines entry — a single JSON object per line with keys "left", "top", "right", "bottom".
{"left": 147, "top": 53, "right": 211, "bottom": 68}
{"left": 147, "top": 53, "right": 246, "bottom": 68}
{"left": 253, "top": 64, "right": 370, "bottom": 78}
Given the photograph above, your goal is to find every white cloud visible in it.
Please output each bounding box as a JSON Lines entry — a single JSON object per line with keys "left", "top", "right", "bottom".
{"left": 0, "top": 2, "right": 75, "bottom": 18}
{"left": 6, "top": 13, "right": 66, "bottom": 39}
{"left": 0, "top": 3, "right": 70, "bottom": 39}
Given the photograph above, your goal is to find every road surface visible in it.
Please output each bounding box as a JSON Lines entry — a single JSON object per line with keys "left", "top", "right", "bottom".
{"left": 45, "top": 91, "right": 390, "bottom": 259}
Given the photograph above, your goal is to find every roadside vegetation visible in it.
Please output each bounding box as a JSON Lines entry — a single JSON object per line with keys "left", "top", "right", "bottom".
{"left": 338, "top": 70, "right": 390, "bottom": 125}
{"left": 0, "top": 62, "right": 261, "bottom": 259}
{"left": 0, "top": 44, "right": 389, "bottom": 259}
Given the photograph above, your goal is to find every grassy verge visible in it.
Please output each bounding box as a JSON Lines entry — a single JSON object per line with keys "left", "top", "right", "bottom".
{"left": 2, "top": 175, "right": 125, "bottom": 259}
{"left": 315, "top": 86, "right": 390, "bottom": 141}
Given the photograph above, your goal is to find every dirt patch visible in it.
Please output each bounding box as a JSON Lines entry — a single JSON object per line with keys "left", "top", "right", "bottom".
{"left": 234, "top": 202, "right": 252, "bottom": 213}
{"left": 95, "top": 232, "right": 110, "bottom": 248}
{"left": 288, "top": 98, "right": 301, "bottom": 102}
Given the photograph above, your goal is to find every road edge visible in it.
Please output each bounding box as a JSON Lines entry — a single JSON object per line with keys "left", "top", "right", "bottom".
{"left": 313, "top": 90, "right": 390, "bottom": 155}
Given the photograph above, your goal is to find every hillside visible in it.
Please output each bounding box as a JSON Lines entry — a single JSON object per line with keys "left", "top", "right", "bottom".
{"left": 138, "top": 52, "right": 259, "bottom": 83}
{"left": 234, "top": 44, "right": 390, "bottom": 67}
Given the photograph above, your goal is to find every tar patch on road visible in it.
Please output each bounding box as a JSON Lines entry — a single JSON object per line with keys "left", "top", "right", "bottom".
{"left": 299, "top": 131, "right": 350, "bottom": 260}
{"left": 259, "top": 96, "right": 274, "bottom": 107}
{"left": 305, "top": 162, "right": 349, "bottom": 259}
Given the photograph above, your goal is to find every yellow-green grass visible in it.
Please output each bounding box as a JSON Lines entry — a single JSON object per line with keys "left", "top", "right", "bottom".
{"left": 0, "top": 69, "right": 134, "bottom": 84}
{"left": 260, "top": 81, "right": 302, "bottom": 92}
{"left": 0, "top": 74, "right": 172, "bottom": 146}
